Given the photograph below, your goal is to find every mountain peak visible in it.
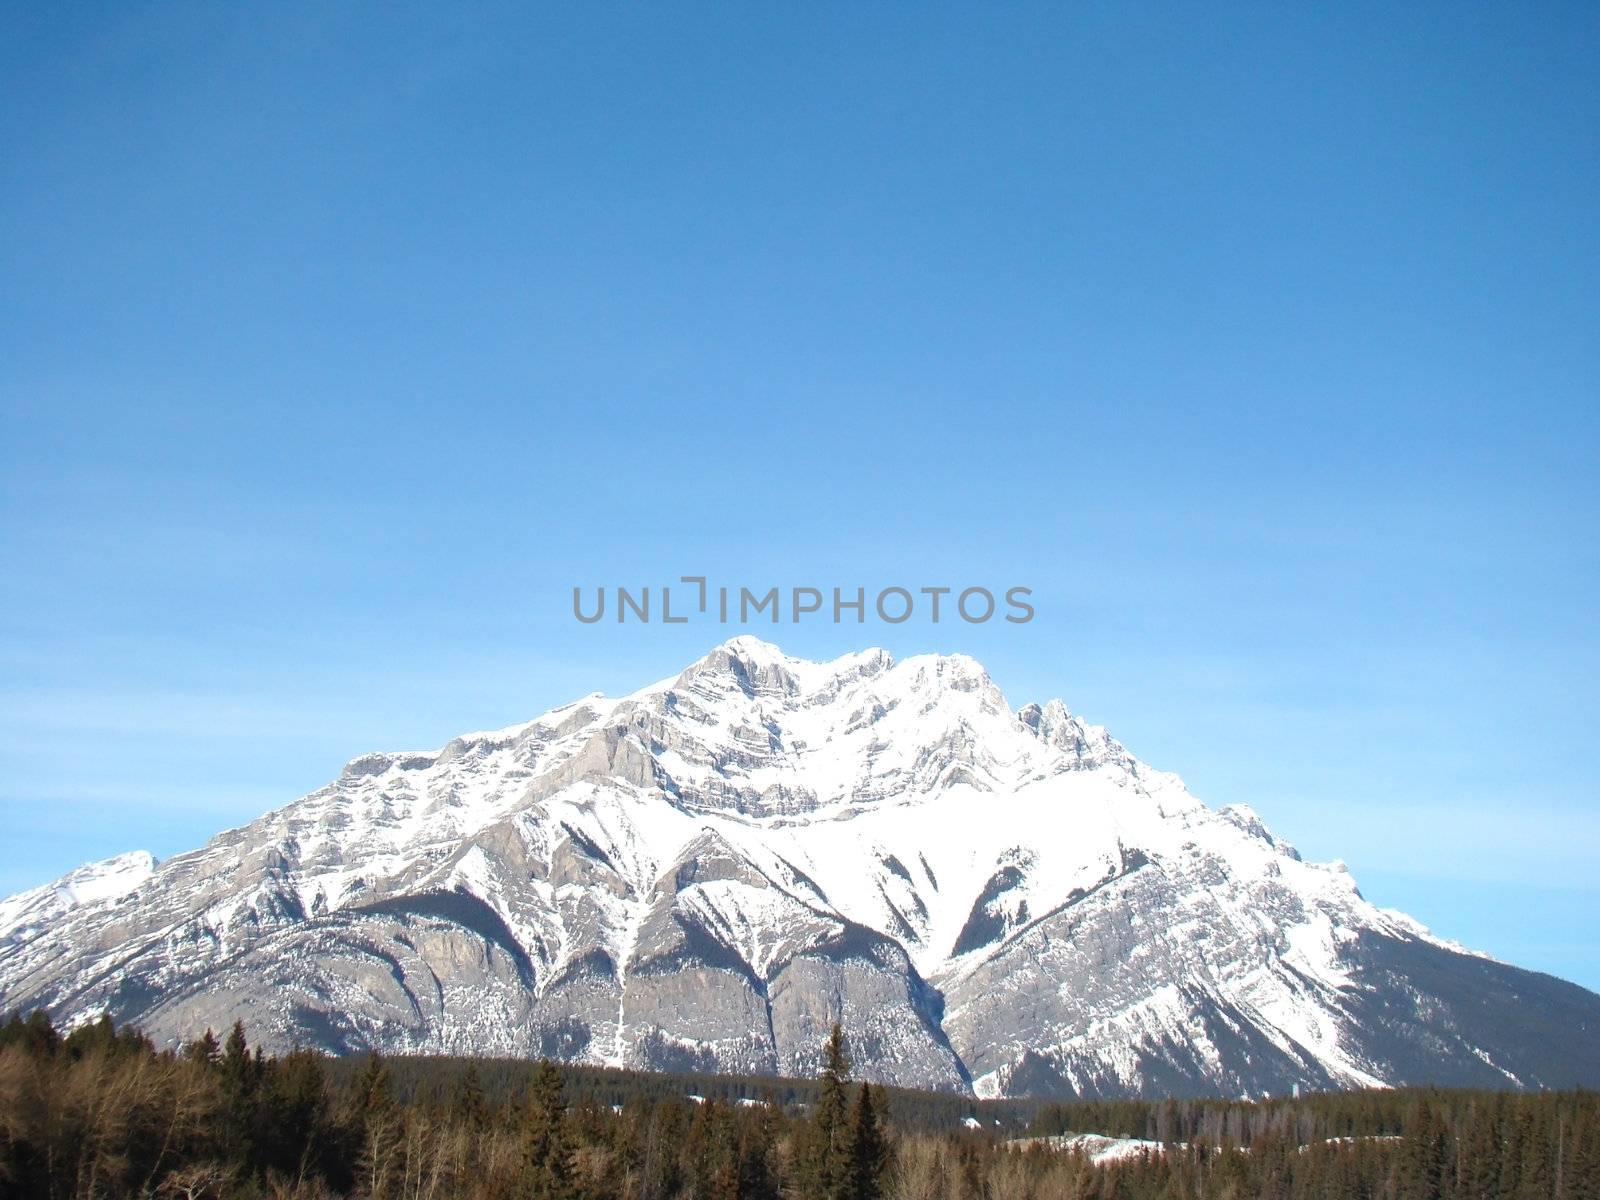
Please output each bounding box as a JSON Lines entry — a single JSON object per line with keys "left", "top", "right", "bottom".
{"left": 717, "top": 633, "right": 787, "bottom": 659}
{"left": 675, "top": 636, "right": 802, "bottom": 697}
{"left": 673, "top": 638, "right": 902, "bottom": 700}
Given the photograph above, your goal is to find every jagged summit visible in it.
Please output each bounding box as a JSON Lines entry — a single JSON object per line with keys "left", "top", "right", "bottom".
{"left": 3, "top": 641, "right": 1598, "bottom": 1098}
{"left": 710, "top": 633, "right": 794, "bottom": 663}
{"left": 673, "top": 638, "right": 908, "bottom": 703}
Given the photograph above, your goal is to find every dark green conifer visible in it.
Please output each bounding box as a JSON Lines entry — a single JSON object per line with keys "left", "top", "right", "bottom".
{"left": 803, "top": 1023, "right": 854, "bottom": 1200}
{"left": 352, "top": 1051, "right": 402, "bottom": 1200}
{"left": 184, "top": 1027, "right": 221, "bottom": 1067}
{"left": 450, "top": 1062, "right": 489, "bottom": 1127}
{"left": 847, "top": 1082, "right": 889, "bottom": 1200}
{"left": 523, "top": 1058, "right": 576, "bottom": 1200}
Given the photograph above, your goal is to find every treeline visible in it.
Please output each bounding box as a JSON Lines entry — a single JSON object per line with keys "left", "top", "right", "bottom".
{"left": 2, "top": 1008, "right": 1598, "bottom": 1199}
{"left": 0, "top": 1011, "right": 883, "bottom": 1200}
{"left": 1027, "top": 1088, "right": 1600, "bottom": 1200}
{"left": 332, "top": 1051, "right": 1033, "bottom": 1135}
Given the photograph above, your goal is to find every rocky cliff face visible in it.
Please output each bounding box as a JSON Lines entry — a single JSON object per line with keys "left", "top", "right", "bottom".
{"left": 3, "top": 637, "right": 1597, "bottom": 1098}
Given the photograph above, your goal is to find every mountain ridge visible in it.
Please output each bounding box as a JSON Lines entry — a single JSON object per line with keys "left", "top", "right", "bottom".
{"left": 2, "top": 637, "right": 1597, "bottom": 1098}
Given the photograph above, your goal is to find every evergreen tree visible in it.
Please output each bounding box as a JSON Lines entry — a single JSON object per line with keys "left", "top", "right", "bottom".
{"left": 1458, "top": 1098, "right": 1502, "bottom": 1200}
{"left": 793, "top": 1024, "right": 857, "bottom": 1200}
{"left": 0, "top": 1008, "right": 60, "bottom": 1056}
{"left": 1570, "top": 1120, "right": 1600, "bottom": 1200}
{"left": 641, "top": 1096, "right": 689, "bottom": 1200}
{"left": 262, "top": 1047, "right": 333, "bottom": 1185}
{"left": 523, "top": 1058, "right": 576, "bottom": 1200}
{"left": 221, "top": 1020, "right": 253, "bottom": 1086}
{"left": 1397, "top": 1099, "right": 1448, "bottom": 1200}
{"left": 847, "top": 1082, "right": 889, "bottom": 1200}
{"left": 1515, "top": 1105, "right": 1554, "bottom": 1200}
{"left": 184, "top": 1026, "right": 221, "bottom": 1067}
{"left": 802, "top": 1023, "right": 854, "bottom": 1200}
{"left": 217, "top": 1020, "right": 261, "bottom": 1166}
{"left": 736, "top": 1100, "right": 782, "bottom": 1200}
{"left": 352, "top": 1050, "right": 395, "bottom": 1111}
{"left": 450, "top": 1062, "right": 489, "bottom": 1127}
{"left": 683, "top": 1098, "right": 738, "bottom": 1200}
{"left": 352, "top": 1051, "right": 402, "bottom": 1200}
{"left": 62, "top": 1011, "right": 119, "bottom": 1059}
{"left": 1499, "top": 1105, "right": 1528, "bottom": 1200}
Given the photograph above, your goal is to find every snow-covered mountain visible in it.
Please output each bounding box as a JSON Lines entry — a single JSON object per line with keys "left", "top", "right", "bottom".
{"left": 3, "top": 638, "right": 1597, "bottom": 1098}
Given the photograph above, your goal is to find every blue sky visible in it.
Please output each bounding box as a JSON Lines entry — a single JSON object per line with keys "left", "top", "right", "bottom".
{"left": 2, "top": 4, "right": 1596, "bottom": 988}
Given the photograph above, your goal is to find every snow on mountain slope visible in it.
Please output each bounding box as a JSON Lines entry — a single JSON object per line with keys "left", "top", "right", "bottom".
{"left": 2, "top": 638, "right": 1598, "bottom": 1098}
{"left": 0, "top": 851, "right": 157, "bottom": 942}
